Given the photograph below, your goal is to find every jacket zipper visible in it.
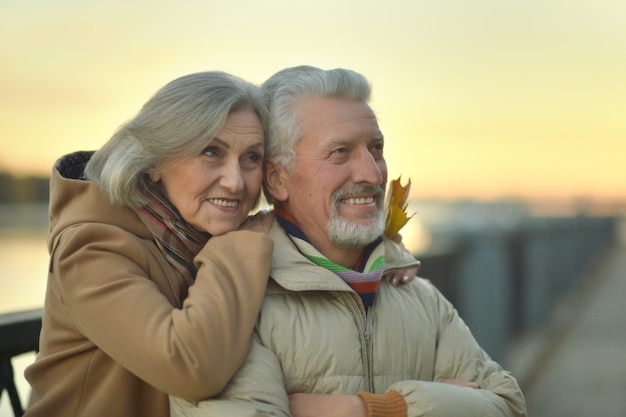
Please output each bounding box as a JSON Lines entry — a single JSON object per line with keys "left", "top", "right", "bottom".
{"left": 365, "top": 306, "right": 374, "bottom": 392}
{"left": 345, "top": 293, "right": 373, "bottom": 392}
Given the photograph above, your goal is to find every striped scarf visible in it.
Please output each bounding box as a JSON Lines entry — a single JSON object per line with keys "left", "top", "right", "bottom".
{"left": 276, "top": 209, "right": 384, "bottom": 307}
{"left": 135, "top": 185, "right": 211, "bottom": 282}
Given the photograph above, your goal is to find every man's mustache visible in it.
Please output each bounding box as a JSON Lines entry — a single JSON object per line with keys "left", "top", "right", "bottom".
{"left": 331, "top": 185, "right": 385, "bottom": 205}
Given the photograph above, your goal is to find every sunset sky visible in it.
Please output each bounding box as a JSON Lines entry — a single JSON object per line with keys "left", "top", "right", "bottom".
{"left": 1, "top": 0, "right": 625, "bottom": 201}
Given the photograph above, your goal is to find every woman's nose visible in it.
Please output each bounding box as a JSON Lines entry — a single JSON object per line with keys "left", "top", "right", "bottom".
{"left": 219, "top": 160, "right": 244, "bottom": 192}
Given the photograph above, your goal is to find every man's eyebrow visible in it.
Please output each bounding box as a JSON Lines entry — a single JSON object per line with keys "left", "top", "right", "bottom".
{"left": 320, "top": 138, "right": 352, "bottom": 152}
{"left": 321, "top": 134, "right": 384, "bottom": 150}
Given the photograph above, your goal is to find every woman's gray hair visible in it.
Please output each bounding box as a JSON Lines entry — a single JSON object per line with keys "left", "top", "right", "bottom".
{"left": 84, "top": 71, "right": 267, "bottom": 208}
{"left": 260, "top": 65, "right": 372, "bottom": 174}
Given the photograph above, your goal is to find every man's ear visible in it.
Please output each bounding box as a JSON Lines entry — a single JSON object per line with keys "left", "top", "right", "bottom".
{"left": 264, "top": 160, "right": 289, "bottom": 202}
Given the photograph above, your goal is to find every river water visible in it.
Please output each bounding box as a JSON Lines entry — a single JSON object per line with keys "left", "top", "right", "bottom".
{"left": 0, "top": 233, "right": 48, "bottom": 314}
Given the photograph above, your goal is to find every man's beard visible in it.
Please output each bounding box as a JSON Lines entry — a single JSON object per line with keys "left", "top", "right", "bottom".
{"left": 328, "top": 185, "right": 385, "bottom": 249}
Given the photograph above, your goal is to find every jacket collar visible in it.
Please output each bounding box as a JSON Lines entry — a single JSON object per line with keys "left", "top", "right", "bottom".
{"left": 267, "top": 219, "right": 418, "bottom": 292}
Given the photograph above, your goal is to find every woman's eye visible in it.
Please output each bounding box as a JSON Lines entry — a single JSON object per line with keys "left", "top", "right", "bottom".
{"left": 242, "top": 152, "right": 263, "bottom": 167}
{"left": 203, "top": 146, "right": 220, "bottom": 158}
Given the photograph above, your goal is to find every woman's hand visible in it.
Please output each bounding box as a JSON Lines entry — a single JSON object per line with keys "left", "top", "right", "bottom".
{"left": 239, "top": 209, "right": 275, "bottom": 233}
{"left": 384, "top": 267, "right": 418, "bottom": 286}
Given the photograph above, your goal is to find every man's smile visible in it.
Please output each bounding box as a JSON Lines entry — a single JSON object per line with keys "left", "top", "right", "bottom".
{"left": 341, "top": 196, "right": 375, "bottom": 205}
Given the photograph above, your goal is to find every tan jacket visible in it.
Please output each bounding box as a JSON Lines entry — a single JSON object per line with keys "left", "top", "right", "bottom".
{"left": 171, "top": 221, "right": 526, "bottom": 417}
{"left": 24, "top": 154, "right": 274, "bottom": 417}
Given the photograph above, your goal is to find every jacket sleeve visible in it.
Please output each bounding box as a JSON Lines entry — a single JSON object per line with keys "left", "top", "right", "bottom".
{"left": 170, "top": 335, "right": 290, "bottom": 417}
{"left": 51, "top": 225, "right": 273, "bottom": 400}
{"left": 386, "top": 284, "right": 527, "bottom": 417}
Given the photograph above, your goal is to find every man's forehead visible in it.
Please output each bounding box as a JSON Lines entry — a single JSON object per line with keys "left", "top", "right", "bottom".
{"left": 296, "top": 98, "right": 380, "bottom": 130}
{"left": 294, "top": 96, "right": 374, "bottom": 117}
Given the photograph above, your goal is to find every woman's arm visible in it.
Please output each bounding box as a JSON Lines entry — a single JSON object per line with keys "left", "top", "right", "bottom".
{"left": 52, "top": 224, "right": 273, "bottom": 400}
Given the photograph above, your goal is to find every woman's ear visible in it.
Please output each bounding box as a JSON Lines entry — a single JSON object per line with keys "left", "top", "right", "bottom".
{"left": 264, "top": 160, "right": 289, "bottom": 202}
{"left": 148, "top": 172, "right": 161, "bottom": 182}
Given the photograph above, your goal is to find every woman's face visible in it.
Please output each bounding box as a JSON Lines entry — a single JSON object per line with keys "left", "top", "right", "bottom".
{"left": 150, "top": 109, "right": 265, "bottom": 235}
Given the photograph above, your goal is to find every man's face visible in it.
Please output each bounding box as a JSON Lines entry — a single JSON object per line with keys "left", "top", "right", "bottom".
{"left": 270, "top": 97, "right": 387, "bottom": 265}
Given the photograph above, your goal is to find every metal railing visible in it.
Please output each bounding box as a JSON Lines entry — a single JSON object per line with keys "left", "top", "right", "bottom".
{"left": 0, "top": 308, "right": 42, "bottom": 417}
{"left": 419, "top": 216, "right": 618, "bottom": 363}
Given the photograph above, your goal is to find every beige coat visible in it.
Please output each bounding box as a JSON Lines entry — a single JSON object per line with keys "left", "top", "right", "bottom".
{"left": 24, "top": 155, "right": 274, "bottom": 417}
{"left": 171, "top": 221, "right": 526, "bottom": 417}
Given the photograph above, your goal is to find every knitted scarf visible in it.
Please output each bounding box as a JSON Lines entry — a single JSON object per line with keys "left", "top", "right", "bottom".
{"left": 276, "top": 208, "right": 384, "bottom": 307}
{"left": 135, "top": 186, "right": 211, "bottom": 282}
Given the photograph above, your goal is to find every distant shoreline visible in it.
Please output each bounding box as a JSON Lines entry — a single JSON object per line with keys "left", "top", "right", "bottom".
{"left": 0, "top": 203, "right": 49, "bottom": 234}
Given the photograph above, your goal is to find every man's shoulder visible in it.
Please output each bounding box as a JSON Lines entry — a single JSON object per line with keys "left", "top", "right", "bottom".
{"left": 387, "top": 275, "right": 436, "bottom": 293}
{"left": 380, "top": 275, "right": 447, "bottom": 308}
{"left": 265, "top": 278, "right": 286, "bottom": 295}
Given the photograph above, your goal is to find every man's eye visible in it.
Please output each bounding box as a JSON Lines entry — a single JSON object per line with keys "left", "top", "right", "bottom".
{"left": 371, "top": 142, "right": 384, "bottom": 152}
{"left": 331, "top": 147, "right": 348, "bottom": 155}
{"left": 370, "top": 142, "right": 384, "bottom": 158}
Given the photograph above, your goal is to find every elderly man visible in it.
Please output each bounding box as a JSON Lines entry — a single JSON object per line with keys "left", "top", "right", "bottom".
{"left": 171, "top": 66, "right": 527, "bottom": 417}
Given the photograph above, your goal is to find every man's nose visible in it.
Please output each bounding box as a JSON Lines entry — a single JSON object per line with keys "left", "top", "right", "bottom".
{"left": 353, "top": 149, "right": 383, "bottom": 185}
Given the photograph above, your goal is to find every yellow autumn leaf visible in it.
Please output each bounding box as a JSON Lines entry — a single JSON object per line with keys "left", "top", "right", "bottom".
{"left": 384, "top": 176, "right": 414, "bottom": 238}
{"left": 389, "top": 176, "right": 410, "bottom": 208}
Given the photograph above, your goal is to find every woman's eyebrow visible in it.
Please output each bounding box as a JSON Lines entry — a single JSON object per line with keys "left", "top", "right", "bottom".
{"left": 209, "top": 137, "right": 230, "bottom": 148}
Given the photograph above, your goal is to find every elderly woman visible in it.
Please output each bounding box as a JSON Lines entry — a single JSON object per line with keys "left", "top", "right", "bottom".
{"left": 24, "top": 72, "right": 274, "bottom": 417}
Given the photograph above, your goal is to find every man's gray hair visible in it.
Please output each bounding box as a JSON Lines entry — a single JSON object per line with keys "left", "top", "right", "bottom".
{"left": 84, "top": 71, "right": 267, "bottom": 208}
{"left": 260, "top": 65, "right": 372, "bottom": 174}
